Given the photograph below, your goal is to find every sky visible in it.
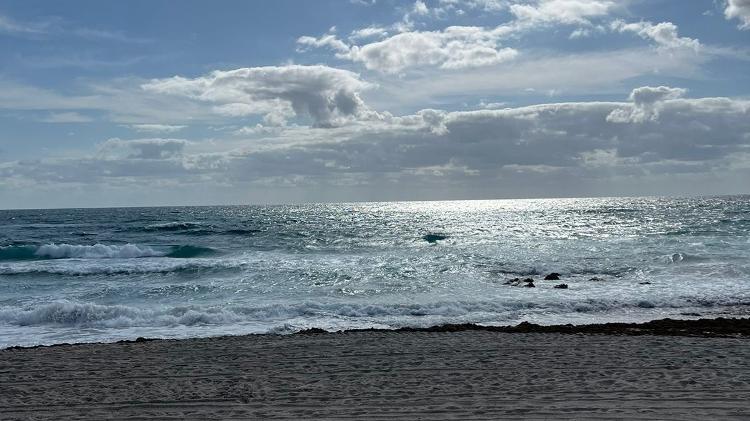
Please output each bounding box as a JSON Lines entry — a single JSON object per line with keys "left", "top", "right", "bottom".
{"left": 0, "top": 0, "right": 749, "bottom": 208}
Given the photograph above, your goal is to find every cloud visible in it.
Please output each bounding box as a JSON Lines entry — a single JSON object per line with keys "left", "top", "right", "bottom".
{"left": 38, "top": 112, "right": 94, "bottom": 123}
{"left": 611, "top": 20, "right": 700, "bottom": 51}
{"left": 628, "top": 86, "right": 687, "bottom": 105}
{"left": 299, "top": 26, "right": 518, "bottom": 73}
{"left": 3, "top": 89, "right": 748, "bottom": 203}
{"left": 129, "top": 124, "right": 187, "bottom": 134}
{"left": 0, "top": 13, "right": 146, "bottom": 42}
{"left": 348, "top": 26, "right": 390, "bottom": 41}
{"left": 0, "top": 14, "right": 48, "bottom": 35}
{"left": 97, "top": 138, "right": 188, "bottom": 160}
{"left": 606, "top": 86, "right": 687, "bottom": 123}
{"left": 725, "top": 0, "right": 750, "bottom": 29}
{"left": 509, "top": 0, "right": 618, "bottom": 26}
{"left": 142, "top": 65, "right": 373, "bottom": 127}
{"left": 297, "top": 0, "right": 632, "bottom": 74}
{"left": 369, "top": 47, "right": 707, "bottom": 111}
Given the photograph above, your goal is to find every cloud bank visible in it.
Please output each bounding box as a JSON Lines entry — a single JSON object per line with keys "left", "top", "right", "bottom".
{"left": 3, "top": 87, "right": 748, "bottom": 205}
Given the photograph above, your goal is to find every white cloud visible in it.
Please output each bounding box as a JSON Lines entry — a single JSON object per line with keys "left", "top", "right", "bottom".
{"left": 297, "top": 32, "right": 350, "bottom": 53}
{"left": 611, "top": 20, "right": 700, "bottom": 51}
{"left": 725, "top": 0, "right": 750, "bottom": 29}
{"left": 606, "top": 86, "right": 687, "bottom": 123}
{"left": 129, "top": 124, "right": 187, "bottom": 133}
{"left": 348, "top": 26, "right": 389, "bottom": 41}
{"left": 299, "top": 26, "right": 518, "bottom": 73}
{"left": 142, "top": 65, "right": 374, "bottom": 127}
{"left": 509, "top": 0, "right": 618, "bottom": 26}
{"left": 298, "top": 0, "right": 631, "bottom": 74}
{"left": 413, "top": 0, "right": 430, "bottom": 16}
{"left": 628, "top": 86, "right": 687, "bottom": 105}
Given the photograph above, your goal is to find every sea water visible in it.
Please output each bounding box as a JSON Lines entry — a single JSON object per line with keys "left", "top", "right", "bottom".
{"left": 1, "top": 196, "right": 749, "bottom": 347}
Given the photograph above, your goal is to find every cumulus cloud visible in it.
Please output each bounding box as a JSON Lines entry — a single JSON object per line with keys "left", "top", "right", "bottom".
{"left": 142, "top": 65, "right": 373, "bottom": 127}
{"left": 606, "top": 86, "right": 687, "bottom": 123}
{"left": 298, "top": 26, "right": 518, "bottom": 73}
{"left": 4, "top": 89, "right": 748, "bottom": 203}
{"left": 725, "top": 0, "right": 750, "bottom": 29}
{"left": 297, "top": 0, "right": 631, "bottom": 74}
{"left": 510, "top": 0, "right": 618, "bottom": 26}
{"left": 611, "top": 20, "right": 700, "bottom": 51}
{"left": 628, "top": 86, "right": 687, "bottom": 105}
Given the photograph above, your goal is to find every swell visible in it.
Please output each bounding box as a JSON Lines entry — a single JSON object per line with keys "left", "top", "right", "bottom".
{"left": 124, "top": 222, "right": 262, "bottom": 236}
{"left": 0, "top": 260, "right": 245, "bottom": 276}
{"left": 0, "top": 243, "right": 216, "bottom": 261}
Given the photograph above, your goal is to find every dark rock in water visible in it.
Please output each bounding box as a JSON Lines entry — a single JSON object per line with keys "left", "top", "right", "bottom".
{"left": 297, "top": 328, "right": 328, "bottom": 335}
{"left": 423, "top": 233, "right": 448, "bottom": 243}
{"left": 388, "top": 317, "right": 750, "bottom": 337}
{"left": 544, "top": 273, "right": 561, "bottom": 280}
{"left": 553, "top": 284, "right": 568, "bottom": 289}
{"left": 681, "top": 312, "right": 702, "bottom": 317}
{"left": 504, "top": 278, "right": 536, "bottom": 287}
{"left": 503, "top": 278, "right": 521, "bottom": 286}
{"left": 639, "top": 281, "right": 652, "bottom": 285}
{"left": 589, "top": 277, "right": 605, "bottom": 282}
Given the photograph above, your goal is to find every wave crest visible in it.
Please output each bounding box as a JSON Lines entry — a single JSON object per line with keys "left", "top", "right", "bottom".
{"left": 2, "top": 297, "right": 745, "bottom": 330}
{"left": 143, "top": 222, "right": 204, "bottom": 232}
{"left": 0, "top": 243, "right": 217, "bottom": 261}
{"left": 35, "top": 243, "right": 162, "bottom": 259}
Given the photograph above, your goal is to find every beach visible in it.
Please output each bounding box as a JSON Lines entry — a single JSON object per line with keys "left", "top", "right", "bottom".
{"left": 2, "top": 319, "right": 749, "bottom": 420}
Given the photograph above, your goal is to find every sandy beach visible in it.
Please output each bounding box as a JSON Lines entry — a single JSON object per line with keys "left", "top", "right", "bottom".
{"left": 2, "top": 320, "right": 749, "bottom": 420}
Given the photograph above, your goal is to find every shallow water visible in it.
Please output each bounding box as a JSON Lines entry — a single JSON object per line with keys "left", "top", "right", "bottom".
{"left": 1, "top": 196, "right": 749, "bottom": 347}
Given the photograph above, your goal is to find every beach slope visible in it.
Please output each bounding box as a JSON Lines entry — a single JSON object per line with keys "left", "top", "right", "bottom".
{"left": 2, "top": 321, "right": 750, "bottom": 420}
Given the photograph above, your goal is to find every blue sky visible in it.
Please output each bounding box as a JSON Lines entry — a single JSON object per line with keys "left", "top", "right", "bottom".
{"left": 0, "top": 0, "right": 749, "bottom": 208}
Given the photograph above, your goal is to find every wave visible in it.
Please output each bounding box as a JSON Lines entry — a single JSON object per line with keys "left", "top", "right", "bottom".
{"left": 3, "top": 296, "right": 748, "bottom": 329}
{"left": 0, "top": 245, "right": 37, "bottom": 261}
{"left": 165, "top": 245, "right": 217, "bottom": 258}
{"left": 143, "top": 222, "right": 205, "bottom": 232}
{"left": 36, "top": 243, "right": 162, "bottom": 259}
{"left": 0, "top": 243, "right": 217, "bottom": 261}
{"left": 124, "top": 222, "right": 261, "bottom": 237}
{"left": 224, "top": 228, "right": 262, "bottom": 235}
{"left": 0, "top": 260, "right": 246, "bottom": 276}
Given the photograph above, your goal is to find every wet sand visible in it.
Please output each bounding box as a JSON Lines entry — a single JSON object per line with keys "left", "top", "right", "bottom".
{"left": 2, "top": 319, "right": 750, "bottom": 420}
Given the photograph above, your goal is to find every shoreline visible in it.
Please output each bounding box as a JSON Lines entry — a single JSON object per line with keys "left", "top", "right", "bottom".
{"left": 5, "top": 316, "right": 749, "bottom": 351}
{"left": 2, "top": 318, "right": 749, "bottom": 420}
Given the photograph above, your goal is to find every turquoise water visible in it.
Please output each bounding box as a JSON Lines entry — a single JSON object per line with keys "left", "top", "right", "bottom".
{"left": 1, "top": 196, "right": 749, "bottom": 347}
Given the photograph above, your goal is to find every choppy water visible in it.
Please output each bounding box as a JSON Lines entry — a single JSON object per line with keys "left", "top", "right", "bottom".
{"left": 1, "top": 196, "right": 749, "bottom": 347}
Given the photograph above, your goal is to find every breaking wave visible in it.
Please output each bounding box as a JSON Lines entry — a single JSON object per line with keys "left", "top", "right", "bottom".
{"left": 142, "top": 222, "right": 205, "bottom": 232}
{"left": 0, "top": 243, "right": 216, "bottom": 261}
{"left": 2, "top": 297, "right": 747, "bottom": 330}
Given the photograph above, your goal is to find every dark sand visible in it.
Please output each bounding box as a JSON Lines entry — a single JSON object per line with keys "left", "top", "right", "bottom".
{"left": 2, "top": 318, "right": 750, "bottom": 420}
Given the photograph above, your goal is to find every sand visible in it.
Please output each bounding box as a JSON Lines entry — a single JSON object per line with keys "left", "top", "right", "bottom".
{"left": 1, "top": 327, "right": 750, "bottom": 420}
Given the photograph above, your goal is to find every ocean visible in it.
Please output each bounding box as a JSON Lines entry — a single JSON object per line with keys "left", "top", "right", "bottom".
{"left": 1, "top": 196, "right": 748, "bottom": 348}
